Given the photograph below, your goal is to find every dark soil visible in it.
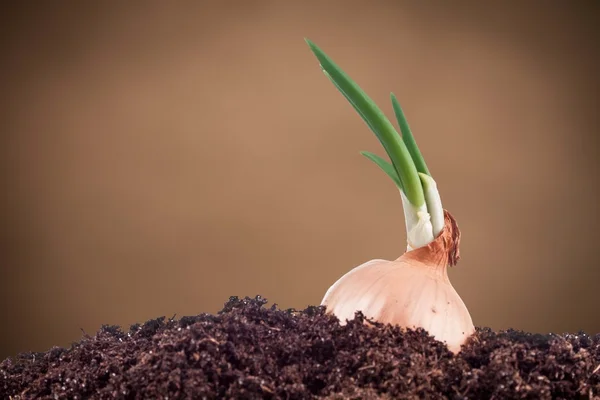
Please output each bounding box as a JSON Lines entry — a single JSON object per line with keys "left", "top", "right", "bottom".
{"left": 1, "top": 296, "right": 599, "bottom": 399}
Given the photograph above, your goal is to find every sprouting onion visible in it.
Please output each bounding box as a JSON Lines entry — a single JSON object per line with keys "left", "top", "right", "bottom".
{"left": 306, "top": 39, "right": 474, "bottom": 353}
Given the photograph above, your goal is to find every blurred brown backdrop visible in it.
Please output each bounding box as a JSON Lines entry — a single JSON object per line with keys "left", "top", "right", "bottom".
{"left": 1, "top": 1, "right": 599, "bottom": 360}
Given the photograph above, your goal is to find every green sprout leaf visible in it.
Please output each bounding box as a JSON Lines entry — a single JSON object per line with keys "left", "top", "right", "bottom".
{"left": 323, "top": 71, "right": 380, "bottom": 144}
{"left": 391, "top": 93, "right": 430, "bottom": 176}
{"left": 305, "top": 38, "right": 425, "bottom": 208}
{"left": 360, "top": 151, "right": 403, "bottom": 190}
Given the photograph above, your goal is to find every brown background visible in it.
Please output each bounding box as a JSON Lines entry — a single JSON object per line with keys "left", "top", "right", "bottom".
{"left": 1, "top": 1, "right": 598, "bottom": 360}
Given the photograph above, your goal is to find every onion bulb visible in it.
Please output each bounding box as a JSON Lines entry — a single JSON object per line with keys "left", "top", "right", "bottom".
{"left": 321, "top": 210, "right": 474, "bottom": 353}
{"left": 305, "top": 38, "right": 475, "bottom": 353}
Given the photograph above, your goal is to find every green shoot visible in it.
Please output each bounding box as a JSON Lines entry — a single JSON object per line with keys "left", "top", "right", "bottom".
{"left": 391, "top": 93, "right": 430, "bottom": 176}
{"left": 418, "top": 172, "right": 444, "bottom": 237}
{"left": 360, "top": 151, "right": 403, "bottom": 191}
{"left": 323, "top": 71, "right": 383, "bottom": 150}
{"left": 305, "top": 38, "right": 425, "bottom": 208}
{"left": 323, "top": 69, "right": 400, "bottom": 188}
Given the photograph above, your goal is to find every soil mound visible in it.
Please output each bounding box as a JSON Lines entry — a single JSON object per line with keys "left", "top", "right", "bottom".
{"left": 2, "top": 296, "right": 599, "bottom": 399}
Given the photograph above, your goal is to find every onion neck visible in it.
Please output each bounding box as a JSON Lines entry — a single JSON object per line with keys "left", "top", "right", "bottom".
{"left": 400, "top": 175, "right": 445, "bottom": 252}
{"left": 398, "top": 210, "right": 461, "bottom": 271}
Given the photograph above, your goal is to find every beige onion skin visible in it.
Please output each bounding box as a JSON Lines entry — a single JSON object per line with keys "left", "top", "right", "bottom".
{"left": 321, "top": 210, "right": 475, "bottom": 354}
